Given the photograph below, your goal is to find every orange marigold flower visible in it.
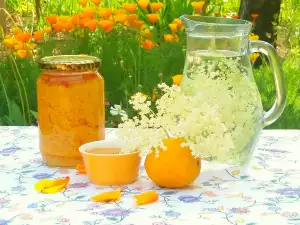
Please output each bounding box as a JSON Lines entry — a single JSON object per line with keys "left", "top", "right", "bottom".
{"left": 33, "top": 30, "right": 45, "bottom": 41}
{"left": 232, "top": 15, "right": 239, "bottom": 19}
{"left": 43, "top": 26, "right": 52, "bottom": 33}
{"left": 172, "top": 74, "right": 183, "bottom": 86}
{"left": 46, "top": 14, "right": 57, "bottom": 25}
{"left": 169, "top": 23, "right": 178, "bottom": 33}
{"left": 114, "top": 9, "right": 127, "bottom": 15}
{"left": 164, "top": 34, "right": 173, "bottom": 42}
{"left": 16, "top": 49, "right": 29, "bottom": 59}
{"left": 79, "top": 17, "right": 89, "bottom": 28}
{"left": 53, "top": 23, "right": 63, "bottom": 32}
{"left": 173, "top": 18, "right": 184, "bottom": 31}
{"left": 114, "top": 14, "right": 127, "bottom": 24}
{"left": 142, "top": 39, "right": 154, "bottom": 50}
{"left": 251, "top": 13, "right": 259, "bottom": 19}
{"left": 27, "top": 43, "right": 37, "bottom": 50}
{"left": 59, "top": 16, "right": 72, "bottom": 23}
{"left": 123, "top": 3, "right": 138, "bottom": 13}
{"left": 3, "top": 38, "right": 17, "bottom": 49}
{"left": 138, "top": 0, "right": 149, "bottom": 9}
{"left": 14, "top": 42, "right": 26, "bottom": 50}
{"left": 172, "top": 33, "right": 179, "bottom": 42}
{"left": 134, "top": 20, "right": 145, "bottom": 29}
{"left": 99, "top": 8, "right": 112, "bottom": 18}
{"left": 215, "top": 12, "right": 220, "bottom": 16}
{"left": 15, "top": 32, "right": 32, "bottom": 43}
{"left": 85, "top": 19, "right": 98, "bottom": 31}
{"left": 127, "top": 14, "right": 138, "bottom": 22}
{"left": 151, "top": 2, "right": 163, "bottom": 11}
{"left": 141, "top": 26, "right": 152, "bottom": 38}
{"left": 98, "top": 20, "right": 114, "bottom": 32}
{"left": 252, "top": 21, "right": 256, "bottom": 25}
{"left": 11, "top": 27, "right": 22, "bottom": 35}
{"left": 146, "top": 14, "right": 159, "bottom": 24}
{"left": 82, "top": 7, "right": 95, "bottom": 19}
{"left": 152, "top": 89, "right": 157, "bottom": 101}
{"left": 191, "top": 1, "right": 204, "bottom": 12}
{"left": 249, "top": 33, "right": 259, "bottom": 40}
{"left": 61, "top": 22, "right": 74, "bottom": 32}
{"left": 79, "top": 0, "right": 88, "bottom": 6}
{"left": 91, "top": 0, "right": 102, "bottom": 6}
{"left": 72, "top": 14, "right": 81, "bottom": 25}
{"left": 250, "top": 53, "right": 259, "bottom": 63}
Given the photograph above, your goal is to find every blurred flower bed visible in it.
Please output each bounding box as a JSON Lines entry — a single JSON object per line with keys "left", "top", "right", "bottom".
{"left": 0, "top": 0, "right": 299, "bottom": 128}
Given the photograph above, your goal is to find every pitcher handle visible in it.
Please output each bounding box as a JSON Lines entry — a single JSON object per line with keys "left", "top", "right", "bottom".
{"left": 250, "top": 40, "right": 287, "bottom": 127}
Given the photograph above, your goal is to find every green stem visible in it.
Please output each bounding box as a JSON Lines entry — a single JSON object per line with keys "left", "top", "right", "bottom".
{"left": 0, "top": 71, "right": 9, "bottom": 113}
{"left": 9, "top": 56, "right": 29, "bottom": 124}
{"left": 0, "top": 8, "right": 17, "bottom": 25}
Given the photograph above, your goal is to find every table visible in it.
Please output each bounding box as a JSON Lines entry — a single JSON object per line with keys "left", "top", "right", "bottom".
{"left": 1, "top": 127, "right": 300, "bottom": 225}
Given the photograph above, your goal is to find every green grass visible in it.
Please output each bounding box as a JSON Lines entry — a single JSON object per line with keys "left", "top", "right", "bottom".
{"left": 0, "top": 0, "right": 299, "bottom": 128}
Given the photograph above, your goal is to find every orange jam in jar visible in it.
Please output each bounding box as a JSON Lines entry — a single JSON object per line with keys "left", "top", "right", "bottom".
{"left": 37, "top": 55, "right": 105, "bottom": 167}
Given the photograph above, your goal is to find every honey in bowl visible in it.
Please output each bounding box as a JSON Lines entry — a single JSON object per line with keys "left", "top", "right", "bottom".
{"left": 87, "top": 148, "right": 121, "bottom": 154}
{"left": 79, "top": 140, "right": 141, "bottom": 185}
{"left": 38, "top": 55, "right": 105, "bottom": 167}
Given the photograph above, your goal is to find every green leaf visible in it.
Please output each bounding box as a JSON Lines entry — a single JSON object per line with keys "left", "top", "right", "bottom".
{"left": 6, "top": 98, "right": 26, "bottom": 126}
{"left": 30, "top": 110, "right": 38, "bottom": 120}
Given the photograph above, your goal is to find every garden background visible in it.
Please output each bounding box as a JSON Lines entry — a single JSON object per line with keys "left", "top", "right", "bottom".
{"left": 0, "top": 0, "right": 299, "bottom": 128}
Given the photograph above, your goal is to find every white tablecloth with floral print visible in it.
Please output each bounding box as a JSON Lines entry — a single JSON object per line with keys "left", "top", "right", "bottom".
{"left": 0, "top": 126, "right": 300, "bottom": 225}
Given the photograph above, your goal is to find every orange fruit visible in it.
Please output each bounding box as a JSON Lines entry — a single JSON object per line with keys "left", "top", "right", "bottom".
{"left": 145, "top": 138, "right": 201, "bottom": 189}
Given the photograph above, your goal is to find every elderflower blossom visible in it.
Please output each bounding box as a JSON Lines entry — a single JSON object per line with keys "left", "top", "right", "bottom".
{"left": 118, "top": 86, "right": 234, "bottom": 158}
{"left": 110, "top": 105, "right": 127, "bottom": 117}
{"left": 180, "top": 56, "right": 263, "bottom": 164}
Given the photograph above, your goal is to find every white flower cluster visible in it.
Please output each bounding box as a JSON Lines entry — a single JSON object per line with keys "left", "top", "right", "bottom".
{"left": 118, "top": 85, "right": 234, "bottom": 158}
{"left": 180, "top": 55, "right": 263, "bottom": 164}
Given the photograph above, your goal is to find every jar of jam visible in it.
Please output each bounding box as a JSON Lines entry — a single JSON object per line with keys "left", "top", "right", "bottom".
{"left": 37, "top": 55, "right": 105, "bottom": 167}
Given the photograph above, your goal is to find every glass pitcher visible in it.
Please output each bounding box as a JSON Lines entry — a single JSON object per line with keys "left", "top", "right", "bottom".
{"left": 180, "top": 15, "right": 286, "bottom": 167}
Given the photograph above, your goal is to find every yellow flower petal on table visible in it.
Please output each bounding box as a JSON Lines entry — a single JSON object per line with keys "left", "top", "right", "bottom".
{"left": 34, "top": 177, "right": 70, "bottom": 194}
{"left": 134, "top": 191, "right": 158, "bottom": 206}
{"left": 91, "top": 188, "right": 122, "bottom": 202}
{"left": 231, "top": 170, "right": 240, "bottom": 176}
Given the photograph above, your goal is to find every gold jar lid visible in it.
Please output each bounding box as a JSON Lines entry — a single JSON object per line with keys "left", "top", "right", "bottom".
{"left": 39, "top": 55, "right": 100, "bottom": 71}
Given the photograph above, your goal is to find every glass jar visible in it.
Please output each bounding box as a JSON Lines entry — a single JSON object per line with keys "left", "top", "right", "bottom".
{"left": 37, "top": 55, "right": 105, "bottom": 167}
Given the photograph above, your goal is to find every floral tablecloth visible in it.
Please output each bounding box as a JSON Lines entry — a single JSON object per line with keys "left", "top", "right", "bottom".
{"left": 0, "top": 127, "right": 300, "bottom": 225}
